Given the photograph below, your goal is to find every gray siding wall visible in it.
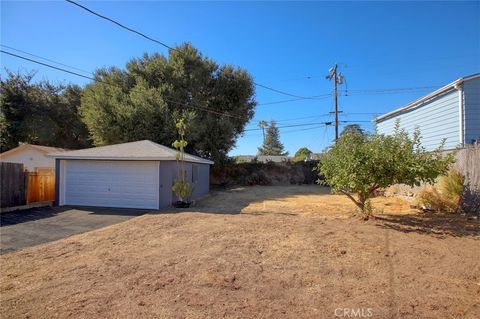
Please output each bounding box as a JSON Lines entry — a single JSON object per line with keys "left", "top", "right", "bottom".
{"left": 160, "top": 161, "right": 210, "bottom": 207}
{"left": 159, "top": 161, "right": 174, "bottom": 208}
{"left": 376, "top": 88, "right": 460, "bottom": 151}
{"left": 192, "top": 164, "right": 210, "bottom": 199}
{"left": 463, "top": 77, "right": 480, "bottom": 144}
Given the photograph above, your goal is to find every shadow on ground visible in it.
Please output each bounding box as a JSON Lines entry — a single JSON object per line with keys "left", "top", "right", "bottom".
{"left": 374, "top": 212, "right": 480, "bottom": 238}
{"left": 0, "top": 206, "right": 154, "bottom": 254}
{"left": 188, "top": 185, "right": 331, "bottom": 215}
{"left": 1, "top": 206, "right": 62, "bottom": 227}
{"left": 1, "top": 206, "right": 151, "bottom": 227}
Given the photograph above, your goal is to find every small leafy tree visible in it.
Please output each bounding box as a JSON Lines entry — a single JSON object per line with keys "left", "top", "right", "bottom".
{"left": 258, "top": 121, "right": 288, "bottom": 156}
{"left": 294, "top": 147, "right": 312, "bottom": 162}
{"left": 317, "top": 122, "right": 455, "bottom": 217}
{"left": 172, "top": 118, "right": 193, "bottom": 203}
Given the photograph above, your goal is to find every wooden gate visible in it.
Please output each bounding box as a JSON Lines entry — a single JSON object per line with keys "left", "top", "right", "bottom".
{"left": 26, "top": 170, "right": 55, "bottom": 203}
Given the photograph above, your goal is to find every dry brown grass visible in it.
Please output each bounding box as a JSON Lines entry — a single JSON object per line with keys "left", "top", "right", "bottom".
{"left": 1, "top": 185, "right": 479, "bottom": 319}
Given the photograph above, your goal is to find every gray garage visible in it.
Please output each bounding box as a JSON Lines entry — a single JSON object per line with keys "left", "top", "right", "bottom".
{"left": 50, "top": 140, "right": 213, "bottom": 209}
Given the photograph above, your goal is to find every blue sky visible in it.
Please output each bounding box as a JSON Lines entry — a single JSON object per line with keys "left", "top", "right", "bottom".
{"left": 1, "top": 1, "right": 479, "bottom": 155}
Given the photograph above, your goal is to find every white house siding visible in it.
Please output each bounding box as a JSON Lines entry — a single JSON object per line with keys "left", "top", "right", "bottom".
{"left": 376, "top": 89, "right": 460, "bottom": 151}
{"left": 0, "top": 149, "right": 55, "bottom": 171}
{"left": 463, "top": 77, "right": 480, "bottom": 144}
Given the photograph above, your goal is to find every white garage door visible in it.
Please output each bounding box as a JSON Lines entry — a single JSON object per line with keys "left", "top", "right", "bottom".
{"left": 62, "top": 160, "right": 159, "bottom": 209}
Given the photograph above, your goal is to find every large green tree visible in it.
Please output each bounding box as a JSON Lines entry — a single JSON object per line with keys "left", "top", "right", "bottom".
{"left": 0, "top": 70, "right": 91, "bottom": 152}
{"left": 317, "top": 123, "right": 454, "bottom": 217}
{"left": 80, "top": 43, "right": 256, "bottom": 162}
{"left": 257, "top": 121, "right": 288, "bottom": 156}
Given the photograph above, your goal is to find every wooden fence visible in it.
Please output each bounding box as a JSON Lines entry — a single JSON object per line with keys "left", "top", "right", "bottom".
{"left": 455, "top": 144, "right": 480, "bottom": 191}
{"left": 455, "top": 144, "right": 480, "bottom": 215}
{"left": 1, "top": 162, "right": 27, "bottom": 208}
{"left": 0, "top": 162, "right": 55, "bottom": 208}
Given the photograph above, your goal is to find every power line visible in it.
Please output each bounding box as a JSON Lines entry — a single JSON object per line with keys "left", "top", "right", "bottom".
{"left": 64, "top": 0, "right": 319, "bottom": 100}
{"left": 339, "top": 112, "right": 379, "bottom": 115}
{"left": 281, "top": 125, "right": 328, "bottom": 134}
{"left": 257, "top": 97, "right": 311, "bottom": 106}
{"left": 246, "top": 112, "right": 377, "bottom": 130}
{"left": 0, "top": 48, "right": 400, "bottom": 136}
{"left": 246, "top": 114, "right": 329, "bottom": 129}
{"left": 340, "top": 90, "right": 440, "bottom": 97}
{"left": 0, "top": 44, "right": 92, "bottom": 75}
{"left": 242, "top": 124, "right": 328, "bottom": 137}
{"left": 257, "top": 86, "right": 445, "bottom": 105}
{"left": 65, "top": 1, "right": 457, "bottom": 103}
{"left": 253, "top": 82, "right": 315, "bottom": 99}
{"left": 0, "top": 49, "right": 249, "bottom": 120}
{"left": 345, "top": 85, "right": 440, "bottom": 93}
{"left": 244, "top": 120, "right": 370, "bottom": 132}
{"left": 255, "top": 113, "right": 331, "bottom": 123}
{"left": 253, "top": 75, "right": 323, "bottom": 84}
{"left": 1, "top": 50, "right": 95, "bottom": 81}
{"left": 5, "top": 46, "right": 344, "bottom": 123}
{"left": 243, "top": 119, "right": 370, "bottom": 137}
{"left": 65, "top": 0, "right": 175, "bottom": 51}
{"left": 244, "top": 122, "right": 328, "bottom": 132}
{"left": 257, "top": 95, "right": 331, "bottom": 106}
{"left": 255, "top": 87, "right": 439, "bottom": 105}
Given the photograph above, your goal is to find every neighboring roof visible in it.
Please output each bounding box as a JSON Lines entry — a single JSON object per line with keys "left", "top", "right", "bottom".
{"left": 309, "top": 153, "right": 324, "bottom": 161}
{"left": 0, "top": 143, "right": 67, "bottom": 158}
{"left": 375, "top": 73, "right": 480, "bottom": 123}
{"left": 49, "top": 140, "right": 214, "bottom": 165}
{"left": 257, "top": 155, "right": 290, "bottom": 163}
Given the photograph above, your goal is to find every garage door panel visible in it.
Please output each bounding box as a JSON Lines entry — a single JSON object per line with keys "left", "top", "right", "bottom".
{"left": 63, "top": 160, "right": 159, "bottom": 209}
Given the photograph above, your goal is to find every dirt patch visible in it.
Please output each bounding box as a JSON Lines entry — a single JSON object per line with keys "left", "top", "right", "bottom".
{"left": 1, "top": 186, "right": 479, "bottom": 318}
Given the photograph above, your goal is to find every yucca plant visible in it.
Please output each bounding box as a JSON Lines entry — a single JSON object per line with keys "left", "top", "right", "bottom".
{"left": 172, "top": 118, "right": 193, "bottom": 206}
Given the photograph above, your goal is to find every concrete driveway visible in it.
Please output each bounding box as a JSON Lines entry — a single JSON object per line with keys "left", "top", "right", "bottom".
{"left": 0, "top": 206, "right": 152, "bottom": 254}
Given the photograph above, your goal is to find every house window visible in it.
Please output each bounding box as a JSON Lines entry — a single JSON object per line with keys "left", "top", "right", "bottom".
{"left": 192, "top": 165, "right": 199, "bottom": 183}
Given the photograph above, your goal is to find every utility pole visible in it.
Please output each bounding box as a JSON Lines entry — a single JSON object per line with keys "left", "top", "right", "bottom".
{"left": 258, "top": 120, "right": 268, "bottom": 144}
{"left": 326, "top": 64, "right": 344, "bottom": 142}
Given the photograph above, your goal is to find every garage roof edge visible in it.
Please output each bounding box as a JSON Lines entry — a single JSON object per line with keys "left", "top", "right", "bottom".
{"left": 47, "top": 140, "right": 214, "bottom": 165}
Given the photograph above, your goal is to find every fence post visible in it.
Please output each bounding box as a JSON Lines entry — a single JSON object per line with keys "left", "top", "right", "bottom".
{"left": 25, "top": 168, "right": 30, "bottom": 204}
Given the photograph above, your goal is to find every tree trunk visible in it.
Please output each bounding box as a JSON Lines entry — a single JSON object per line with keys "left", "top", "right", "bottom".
{"left": 340, "top": 190, "right": 364, "bottom": 211}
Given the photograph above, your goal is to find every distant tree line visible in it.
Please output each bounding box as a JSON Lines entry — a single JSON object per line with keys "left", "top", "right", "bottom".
{"left": 0, "top": 70, "right": 91, "bottom": 151}
{"left": 1, "top": 44, "right": 257, "bottom": 163}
